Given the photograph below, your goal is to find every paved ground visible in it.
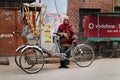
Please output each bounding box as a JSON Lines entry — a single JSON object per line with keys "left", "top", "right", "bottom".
{"left": 1, "top": 57, "right": 120, "bottom": 80}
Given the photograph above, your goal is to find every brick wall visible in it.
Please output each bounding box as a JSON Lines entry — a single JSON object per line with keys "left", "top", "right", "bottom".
{"left": 67, "top": 0, "right": 115, "bottom": 33}
{"left": 67, "top": 0, "right": 79, "bottom": 34}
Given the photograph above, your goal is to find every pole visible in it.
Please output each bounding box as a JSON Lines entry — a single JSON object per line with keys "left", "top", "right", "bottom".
{"left": 54, "top": 0, "right": 62, "bottom": 23}
{"left": 97, "top": 12, "right": 100, "bottom": 38}
{"left": 54, "top": 0, "right": 59, "bottom": 16}
{"left": 39, "top": 0, "right": 41, "bottom": 3}
{"left": 36, "top": 0, "right": 41, "bottom": 3}
{"left": 112, "top": 0, "right": 114, "bottom": 12}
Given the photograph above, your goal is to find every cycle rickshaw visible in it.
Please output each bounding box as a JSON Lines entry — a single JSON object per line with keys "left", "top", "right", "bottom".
{"left": 15, "top": 2, "right": 95, "bottom": 74}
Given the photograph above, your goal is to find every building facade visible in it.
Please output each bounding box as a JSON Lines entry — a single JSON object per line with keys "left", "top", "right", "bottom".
{"left": 67, "top": 0, "right": 120, "bottom": 43}
{"left": 0, "top": 0, "right": 35, "bottom": 56}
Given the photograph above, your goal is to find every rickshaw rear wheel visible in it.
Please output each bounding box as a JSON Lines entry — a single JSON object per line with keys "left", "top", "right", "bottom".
{"left": 19, "top": 48, "right": 44, "bottom": 74}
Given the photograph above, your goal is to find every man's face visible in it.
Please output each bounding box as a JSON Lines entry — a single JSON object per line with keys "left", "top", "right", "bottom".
{"left": 64, "top": 19, "right": 69, "bottom": 25}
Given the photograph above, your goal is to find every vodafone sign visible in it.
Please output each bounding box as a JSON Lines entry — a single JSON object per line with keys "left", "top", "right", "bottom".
{"left": 89, "top": 23, "right": 115, "bottom": 29}
{"left": 84, "top": 16, "right": 120, "bottom": 37}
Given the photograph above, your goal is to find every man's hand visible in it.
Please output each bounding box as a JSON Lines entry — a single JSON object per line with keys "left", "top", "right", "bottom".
{"left": 54, "top": 33, "right": 64, "bottom": 37}
{"left": 72, "top": 35, "right": 78, "bottom": 40}
{"left": 72, "top": 39, "right": 77, "bottom": 46}
{"left": 72, "top": 35, "right": 78, "bottom": 46}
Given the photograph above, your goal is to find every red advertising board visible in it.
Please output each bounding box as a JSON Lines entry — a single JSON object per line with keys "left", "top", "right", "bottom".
{"left": 84, "top": 16, "right": 120, "bottom": 37}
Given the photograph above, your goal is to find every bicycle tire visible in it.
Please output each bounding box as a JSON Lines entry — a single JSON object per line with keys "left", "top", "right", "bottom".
{"left": 15, "top": 46, "right": 26, "bottom": 68}
{"left": 19, "top": 47, "right": 44, "bottom": 74}
{"left": 116, "top": 51, "right": 120, "bottom": 58}
{"left": 72, "top": 44, "right": 95, "bottom": 67}
{"left": 15, "top": 47, "right": 38, "bottom": 70}
{"left": 99, "top": 44, "right": 114, "bottom": 58}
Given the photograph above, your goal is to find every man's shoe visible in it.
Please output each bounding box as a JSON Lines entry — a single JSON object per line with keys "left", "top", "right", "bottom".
{"left": 63, "top": 65, "right": 69, "bottom": 68}
{"left": 59, "top": 65, "right": 69, "bottom": 68}
{"left": 58, "top": 65, "right": 64, "bottom": 68}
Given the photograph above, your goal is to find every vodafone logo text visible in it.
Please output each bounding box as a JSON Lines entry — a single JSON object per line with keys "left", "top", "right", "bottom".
{"left": 88, "top": 23, "right": 115, "bottom": 29}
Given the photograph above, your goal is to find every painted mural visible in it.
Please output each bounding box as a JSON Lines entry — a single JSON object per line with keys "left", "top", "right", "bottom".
{"left": 41, "top": 13, "right": 66, "bottom": 49}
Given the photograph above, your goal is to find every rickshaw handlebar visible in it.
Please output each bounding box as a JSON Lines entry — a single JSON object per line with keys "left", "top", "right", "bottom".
{"left": 54, "top": 33, "right": 63, "bottom": 37}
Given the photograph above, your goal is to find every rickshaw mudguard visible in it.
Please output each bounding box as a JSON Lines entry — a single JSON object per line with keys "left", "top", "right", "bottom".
{"left": 21, "top": 45, "right": 44, "bottom": 54}
{"left": 16, "top": 45, "right": 26, "bottom": 52}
